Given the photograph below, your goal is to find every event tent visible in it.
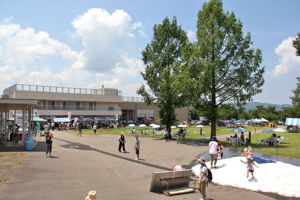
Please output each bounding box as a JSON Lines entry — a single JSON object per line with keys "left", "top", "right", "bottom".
{"left": 54, "top": 117, "right": 70, "bottom": 122}
{"left": 285, "top": 118, "right": 300, "bottom": 126}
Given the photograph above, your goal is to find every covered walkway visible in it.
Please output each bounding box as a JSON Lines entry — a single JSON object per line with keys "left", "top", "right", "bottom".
{"left": 0, "top": 97, "right": 40, "bottom": 148}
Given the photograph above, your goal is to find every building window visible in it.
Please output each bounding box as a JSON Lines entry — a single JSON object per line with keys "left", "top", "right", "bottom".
{"left": 108, "top": 107, "right": 114, "bottom": 111}
{"left": 48, "top": 101, "right": 55, "bottom": 110}
{"left": 63, "top": 102, "right": 69, "bottom": 110}
{"left": 86, "top": 102, "right": 93, "bottom": 110}
{"left": 73, "top": 102, "right": 80, "bottom": 110}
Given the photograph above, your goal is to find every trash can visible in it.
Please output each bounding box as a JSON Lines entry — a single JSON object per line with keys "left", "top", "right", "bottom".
{"left": 26, "top": 140, "right": 34, "bottom": 151}
{"left": 26, "top": 135, "right": 34, "bottom": 141}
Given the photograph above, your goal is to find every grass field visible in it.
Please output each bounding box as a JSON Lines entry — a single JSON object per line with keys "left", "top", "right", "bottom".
{"left": 68, "top": 125, "right": 259, "bottom": 139}
{"left": 222, "top": 132, "right": 300, "bottom": 159}
{"left": 67, "top": 125, "right": 300, "bottom": 159}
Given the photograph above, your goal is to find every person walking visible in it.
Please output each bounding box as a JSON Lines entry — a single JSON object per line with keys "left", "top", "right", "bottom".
{"left": 209, "top": 136, "right": 219, "bottom": 169}
{"left": 197, "top": 157, "right": 208, "bottom": 200}
{"left": 133, "top": 135, "right": 140, "bottom": 160}
{"left": 45, "top": 131, "right": 54, "bottom": 157}
{"left": 118, "top": 132, "right": 126, "bottom": 153}
{"left": 51, "top": 122, "right": 55, "bottom": 131}
{"left": 44, "top": 123, "right": 48, "bottom": 135}
{"left": 164, "top": 128, "right": 168, "bottom": 142}
{"left": 78, "top": 123, "right": 83, "bottom": 137}
{"left": 177, "top": 128, "right": 183, "bottom": 144}
{"left": 93, "top": 124, "right": 97, "bottom": 134}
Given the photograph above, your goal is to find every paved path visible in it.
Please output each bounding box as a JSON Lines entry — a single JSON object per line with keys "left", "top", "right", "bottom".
{"left": 0, "top": 130, "right": 291, "bottom": 200}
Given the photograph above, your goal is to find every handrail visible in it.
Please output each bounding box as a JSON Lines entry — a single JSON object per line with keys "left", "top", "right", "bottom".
{"left": 3, "top": 84, "right": 122, "bottom": 96}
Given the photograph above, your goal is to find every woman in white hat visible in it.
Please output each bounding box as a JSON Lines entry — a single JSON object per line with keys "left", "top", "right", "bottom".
{"left": 197, "top": 157, "right": 208, "bottom": 200}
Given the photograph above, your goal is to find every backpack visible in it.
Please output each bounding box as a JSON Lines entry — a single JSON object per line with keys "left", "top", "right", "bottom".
{"left": 204, "top": 165, "right": 213, "bottom": 182}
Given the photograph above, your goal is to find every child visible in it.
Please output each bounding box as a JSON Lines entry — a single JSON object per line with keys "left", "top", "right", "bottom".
{"left": 217, "top": 142, "right": 223, "bottom": 160}
{"left": 240, "top": 156, "right": 259, "bottom": 179}
{"left": 248, "top": 144, "right": 252, "bottom": 152}
{"left": 244, "top": 148, "right": 252, "bottom": 158}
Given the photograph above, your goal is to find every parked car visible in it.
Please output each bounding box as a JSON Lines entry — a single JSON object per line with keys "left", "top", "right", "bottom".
{"left": 195, "top": 121, "right": 202, "bottom": 125}
{"left": 191, "top": 120, "right": 197, "bottom": 125}
{"left": 18, "top": 124, "right": 28, "bottom": 133}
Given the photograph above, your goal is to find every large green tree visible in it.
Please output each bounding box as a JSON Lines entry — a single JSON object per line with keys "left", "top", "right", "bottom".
{"left": 290, "top": 76, "right": 300, "bottom": 107}
{"left": 293, "top": 33, "right": 300, "bottom": 56}
{"left": 179, "top": 0, "right": 265, "bottom": 138}
{"left": 137, "top": 16, "right": 188, "bottom": 137}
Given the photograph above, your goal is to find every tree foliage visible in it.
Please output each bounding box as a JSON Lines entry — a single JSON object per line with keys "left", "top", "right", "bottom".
{"left": 290, "top": 76, "right": 300, "bottom": 107}
{"left": 137, "top": 16, "right": 188, "bottom": 137}
{"left": 293, "top": 33, "right": 300, "bottom": 56}
{"left": 178, "top": 0, "right": 265, "bottom": 138}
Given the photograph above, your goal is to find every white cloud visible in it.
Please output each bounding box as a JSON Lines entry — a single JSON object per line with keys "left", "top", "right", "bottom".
{"left": 267, "top": 37, "right": 300, "bottom": 77}
{"left": 138, "top": 29, "right": 147, "bottom": 37}
{"left": 187, "top": 30, "right": 195, "bottom": 39}
{"left": 71, "top": 8, "right": 137, "bottom": 72}
{"left": 0, "top": 9, "right": 146, "bottom": 97}
{"left": 131, "top": 22, "right": 143, "bottom": 30}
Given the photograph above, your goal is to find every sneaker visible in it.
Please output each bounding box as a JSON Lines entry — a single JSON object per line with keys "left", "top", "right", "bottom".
{"left": 136, "top": 158, "right": 139, "bottom": 160}
{"left": 45, "top": 155, "right": 48, "bottom": 158}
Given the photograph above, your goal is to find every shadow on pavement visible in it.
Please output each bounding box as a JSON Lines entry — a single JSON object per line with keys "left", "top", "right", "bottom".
{"left": 56, "top": 138, "right": 170, "bottom": 171}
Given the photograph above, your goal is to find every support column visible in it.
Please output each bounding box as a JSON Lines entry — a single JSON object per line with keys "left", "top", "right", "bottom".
{"left": 22, "top": 107, "right": 25, "bottom": 145}
{"left": 28, "top": 106, "right": 32, "bottom": 135}
{"left": 4, "top": 108, "right": 7, "bottom": 145}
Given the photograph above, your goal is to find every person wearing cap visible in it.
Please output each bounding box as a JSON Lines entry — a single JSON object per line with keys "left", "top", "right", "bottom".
{"left": 240, "top": 156, "right": 259, "bottom": 179}
{"left": 209, "top": 136, "right": 220, "bottom": 169}
{"left": 85, "top": 190, "right": 96, "bottom": 200}
{"left": 173, "top": 165, "right": 182, "bottom": 171}
{"left": 118, "top": 132, "right": 126, "bottom": 153}
{"left": 133, "top": 135, "right": 140, "bottom": 160}
{"left": 197, "top": 157, "right": 208, "bottom": 200}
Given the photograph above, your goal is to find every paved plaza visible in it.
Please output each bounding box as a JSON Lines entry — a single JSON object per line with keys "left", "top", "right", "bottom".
{"left": 0, "top": 131, "right": 291, "bottom": 200}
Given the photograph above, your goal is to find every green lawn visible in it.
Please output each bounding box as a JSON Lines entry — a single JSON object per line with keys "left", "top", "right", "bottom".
{"left": 68, "top": 124, "right": 258, "bottom": 139}
{"left": 222, "top": 132, "right": 300, "bottom": 159}
{"left": 68, "top": 125, "right": 299, "bottom": 159}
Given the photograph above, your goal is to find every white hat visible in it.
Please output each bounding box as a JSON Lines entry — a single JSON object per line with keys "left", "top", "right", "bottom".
{"left": 85, "top": 191, "right": 96, "bottom": 200}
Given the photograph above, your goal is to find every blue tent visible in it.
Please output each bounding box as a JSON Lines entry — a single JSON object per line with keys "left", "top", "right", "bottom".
{"left": 285, "top": 118, "right": 300, "bottom": 126}
{"left": 84, "top": 118, "right": 95, "bottom": 122}
{"left": 97, "top": 118, "right": 105, "bottom": 122}
{"left": 223, "top": 120, "right": 234, "bottom": 124}
{"left": 71, "top": 118, "right": 82, "bottom": 122}
{"left": 108, "top": 118, "right": 116, "bottom": 121}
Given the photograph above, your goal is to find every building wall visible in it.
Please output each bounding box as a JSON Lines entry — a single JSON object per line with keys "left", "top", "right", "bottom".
{"left": 4, "top": 86, "right": 188, "bottom": 122}
{"left": 13, "top": 91, "right": 122, "bottom": 102}
{"left": 119, "top": 102, "right": 188, "bottom": 123}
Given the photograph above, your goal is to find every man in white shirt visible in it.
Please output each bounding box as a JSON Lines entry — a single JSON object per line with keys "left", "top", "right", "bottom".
{"left": 93, "top": 124, "right": 97, "bottom": 134}
{"left": 209, "top": 136, "right": 220, "bottom": 169}
{"left": 44, "top": 124, "right": 48, "bottom": 135}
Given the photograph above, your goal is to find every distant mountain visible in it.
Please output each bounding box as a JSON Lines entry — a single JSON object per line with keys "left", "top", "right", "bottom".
{"left": 241, "top": 102, "right": 292, "bottom": 111}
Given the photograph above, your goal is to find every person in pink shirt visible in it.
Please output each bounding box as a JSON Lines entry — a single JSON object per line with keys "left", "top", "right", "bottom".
{"left": 244, "top": 148, "right": 252, "bottom": 158}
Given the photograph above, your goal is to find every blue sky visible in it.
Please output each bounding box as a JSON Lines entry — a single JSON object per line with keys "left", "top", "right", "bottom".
{"left": 0, "top": 0, "right": 299, "bottom": 105}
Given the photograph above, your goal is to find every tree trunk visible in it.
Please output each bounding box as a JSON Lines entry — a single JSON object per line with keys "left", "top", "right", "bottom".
{"left": 211, "top": 119, "right": 216, "bottom": 138}
{"left": 167, "top": 126, "right": 172, "bottom": 139}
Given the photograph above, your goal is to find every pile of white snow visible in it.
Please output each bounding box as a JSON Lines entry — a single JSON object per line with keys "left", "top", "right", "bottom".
{"left": 192, "top": 157, "right": 300, "bottom": 198}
